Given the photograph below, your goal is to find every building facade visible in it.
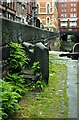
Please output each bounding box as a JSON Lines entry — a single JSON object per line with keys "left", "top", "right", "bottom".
{"left": 0, "top": 0, "right": 16, "bottom": 20}
{"left": 16, "top": 0, "right": 27, "bottom": 23}
{"left": 26, "top": 0, "right": 37, "bottom": 25}
{"left": 0, "top": 0, "right": 37, "bottom": 25}
{"left": 56, "top": 0, "right": 79, "bottom": 33}
{"left": 36, "top": 0, "right": 58, "bottom": 31}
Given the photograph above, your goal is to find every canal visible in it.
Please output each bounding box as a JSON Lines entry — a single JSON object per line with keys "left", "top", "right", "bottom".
{"left": 49, "top": 51, "right": 79, "bottom": 118}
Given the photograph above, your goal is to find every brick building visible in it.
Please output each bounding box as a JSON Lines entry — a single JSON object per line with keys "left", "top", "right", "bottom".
{"left": 56, "top": 0, "right": 79, "bottom": 33}
{"left": 0, "top": 0, "right": 37, "bottom": 25}
{"left": 35, "top": 0, "right": 58, "bottom": 31}
{"left": 0, "top": 0, "right": 16, "bottom": 20}
{"left": 26, "top": 0, "right": 37, "bottom": 25}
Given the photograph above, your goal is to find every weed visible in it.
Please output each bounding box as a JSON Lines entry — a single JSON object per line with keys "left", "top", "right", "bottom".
{"left": 0, "top": 80, "right": 21, "bottom": 119}
{"left": 8, "top": 42, "right": 29, "bottom": 72}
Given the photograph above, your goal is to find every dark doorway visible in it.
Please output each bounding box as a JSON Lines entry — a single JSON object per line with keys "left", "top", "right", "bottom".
{"left": 36, "top": 19, "right": 40, "bottom": 28}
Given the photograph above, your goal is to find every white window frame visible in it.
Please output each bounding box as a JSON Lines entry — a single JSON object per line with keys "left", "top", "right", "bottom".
{"left": 62, "top": 3, "right": 66, "bottom": 8}
{"left": 46, "top": 2, "right": 50, "bottom": 14}
{"left": 71, "top": 3, "right": 73, "bottom": 6}
{"left": 70, "top": 21, "right": 77, "bottom": 27}
{"left": 61, "top": 13, "right": 67, "bottom": 18}
{"left": 61, "top": 21, "right": 67, "bottom": 27}
{"left": 7, "top": 0, "right": 11, "bottom": 3}
{"left": 70, "top": 13, "right": 77, "bottom": 18}
{"left": 62, "top": 8, "right": 66, "bottom": 12}
{"left": 74, "top": 8, "right": 76, "bottom": 12}
{"left": 74, "top": 3, "right": 76, "bottom": 6}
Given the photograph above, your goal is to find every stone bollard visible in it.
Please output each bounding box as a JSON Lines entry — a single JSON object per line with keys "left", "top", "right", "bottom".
{"left": 34, "top": 42, "right": 49, "bottom": 84}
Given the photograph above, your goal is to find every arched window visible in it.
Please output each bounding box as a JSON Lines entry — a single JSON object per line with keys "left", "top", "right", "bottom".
{"left": 47, "top": 4, "right": 50, "bottom": 14}
{"left": 47, "top": 17, "right": 50, "bottom": 25}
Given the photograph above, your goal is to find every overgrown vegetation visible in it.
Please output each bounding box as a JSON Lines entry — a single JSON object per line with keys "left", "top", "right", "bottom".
{"left": 0, "top": 80, "right": 21, "bottom": 120}
{"left": 5, "top": 73, "right": 26, "bottom": 95}
{"left": 27, "top": 61, "right": 46, "bottom": 92}
{"left": 1, "top": 42, "right": 68, "bottom": 119}
{"left": 32, "top": 61, "right": 41, "bottom": 75}
{"left": 1, "top": 42, "right": 29, "bottom": 120}
{"left": 1, "top": 42, "right": 44, "bottom": 120}
{"left": 14, "top": 54, "right": 68, "bottom": 119}
{"left": 8, "top": 42, "right": 29, "bottom": 72}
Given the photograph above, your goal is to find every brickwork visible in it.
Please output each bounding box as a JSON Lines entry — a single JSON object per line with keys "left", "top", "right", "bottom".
{"left": 57, "top": 0, "right": 79, "bottom": 33}
{"left": 36, "top": 0, "right": 58, "bottom": 31}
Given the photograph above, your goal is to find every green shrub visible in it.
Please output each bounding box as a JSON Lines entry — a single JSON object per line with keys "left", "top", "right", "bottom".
{"left": 1, "top": 42, "right": 30, "bottom": 119}
{"left": 32, "top": 61, "right": 41, "bottom": 75}
{"left": 30, "top": 61, "right": 46, "bottom": 92}
{"left": 0, "top": 80, "right": 21, "bottom": 119}
{"left": 30, "top": 80, "right": 46, "bottom": 92}
{"left": 5, "top": 73, "right": 24, "bottom": 85}
{"left": 5, "top": 73, "right": 26, "bottom": 95}
{"left": 8, "top": 42, "right": 29, "bottom": 72}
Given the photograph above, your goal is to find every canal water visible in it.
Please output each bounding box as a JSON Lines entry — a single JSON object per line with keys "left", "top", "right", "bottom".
{"left": 49, "top": 51, "right": 79, "bottom": 119}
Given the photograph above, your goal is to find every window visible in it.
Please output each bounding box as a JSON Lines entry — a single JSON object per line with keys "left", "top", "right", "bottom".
{"left": 70, "top": 13, "right": 77, "bottom": 17}
{"left": 8, "top": 13, "right": 14, "bottom": 20}
{"left": 71, "top": 3, "right": 73, "bottom": 6}
{"left": 71, "top": 3, "right": 76, "bottom": 7}
{"left": 74, "top": 14, "right": 76, "bottom": 17}
{"left": 61, "top": 21, "right": 67, "bottom": 27}
{"left": 71, "top": 8, "right": 73, "bottom": 12}
{"left": 62, "top": 3, "right": 66, "bottom": 7}
{"left": 74, "top": 3, "right": 76, "bottom": 6}
{"left": 62, "top": 8, "right": 66, "bottom": 12}
{"left": 52, "top": 15, "right": 54, "bottom": 22}
{"left": 71, "top": 0, "right": 76, "bottom": 1}
{"left": 46, "top": 17, "right": 50, "bottom": 25}
{"left": 47, "top": 18, "right": 49, "bottom": 24}
{"left": 47, "top": 4, "right": 50, "bottom": 14}
{"left": 61, "top": 13, "right": 67, "bottom": 18}
{"left": 74, "top": 8, "right": 76, "bottom": 12}
{"left": 0, "top": 9, "right": 2, "bottom": 16}
{"left": 7, "top": 0, "right": 11, "bottom": 3}
{"left": 70, "top": 21, "right": 77, "bottom": 27}
{"left": 71, "top": 8, "right": 76, "bottom": 12}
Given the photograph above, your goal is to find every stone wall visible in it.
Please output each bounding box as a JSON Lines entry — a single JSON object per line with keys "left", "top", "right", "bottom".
{"left": 0, "top": 17, "right": 58, "bottom": 46}
{"left": 0, "top": 17, "right": 59, "bottom": 81}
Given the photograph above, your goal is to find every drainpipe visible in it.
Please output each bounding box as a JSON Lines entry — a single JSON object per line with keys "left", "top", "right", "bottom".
{"left": 32, "top": 8, "right": 34, "bottom": 26}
